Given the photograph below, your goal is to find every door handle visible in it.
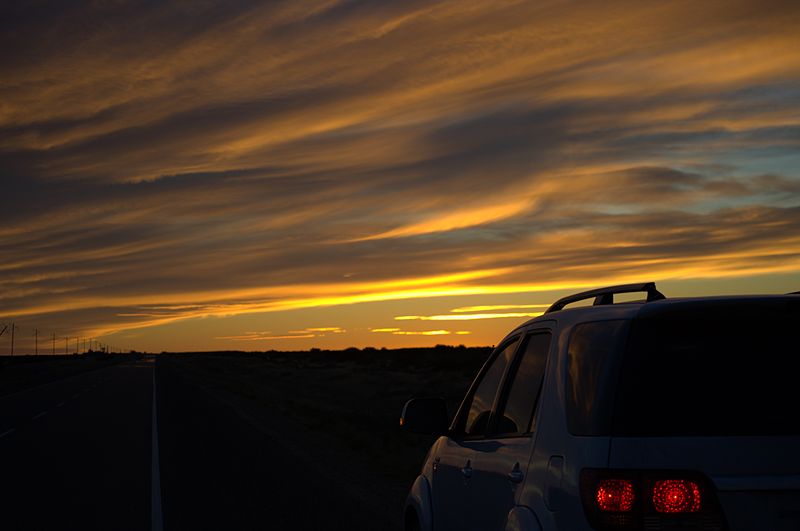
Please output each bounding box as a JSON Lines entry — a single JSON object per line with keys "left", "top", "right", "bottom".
{"left": 461, "top": 460, "right": 473, "bottom": 479}
{"left": 508, "top": 463, "right": 524, "bottom": 484}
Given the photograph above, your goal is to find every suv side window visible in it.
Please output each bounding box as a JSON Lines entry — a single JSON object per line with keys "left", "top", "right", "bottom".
{"left": 566, "top": 320, "right": 627, "bottom": 435}
{"left": 491, "top": 332, "right": 551, "bottom": 436}
{"left": 462, "top": 337, "right": 520, "bottom": 436}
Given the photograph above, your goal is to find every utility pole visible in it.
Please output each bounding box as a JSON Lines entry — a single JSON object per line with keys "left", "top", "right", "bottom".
{"left": 52, "top": 333, "right": 56, "bottom": 355}
{"left": 0, "top": 324, "right": 5, "bottom": 356}
{"left": 34, "top": 328, "right": 38, "bottom": 356}
{"left": 75, "top": 337, "right": 79, "bottom": 354}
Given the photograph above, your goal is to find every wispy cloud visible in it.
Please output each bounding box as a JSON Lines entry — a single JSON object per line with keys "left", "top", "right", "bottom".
{"left": 291, "top": 327, "right": 346, "bottom": 334}
{"left": 371, "top": 328, "right": 470, "bottom": 336}
{"left": 395, "top": 312, "right": 544, "bottom": 321}
{"left": 215, "top": 332, "right": 316, "bottom": 341}
{"left": 215, "top": 325, "right": 344, "bottom": 343}
{"left": 1, "top": 0, "right": 799, "bottom": 349}
{"left": 450, "top": 304, "right": 550, "bottom": 313}
{"left": 350, "top": 198, "right": 535, "bottom": 241}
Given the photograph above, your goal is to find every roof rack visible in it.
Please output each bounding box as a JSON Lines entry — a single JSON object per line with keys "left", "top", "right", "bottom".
{"left": 544, "top": 282, "right": 666, "bottom": 314}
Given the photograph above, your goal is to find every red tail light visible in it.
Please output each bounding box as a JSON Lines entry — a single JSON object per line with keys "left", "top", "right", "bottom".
{"left": 596, "top": 479, "right": 635, "bottom": 512}
{"left": 652, "top": 479, "right": 701, "bottom": 513}
{"left": 580, "top": 469, "right": 726, "bottom": 531}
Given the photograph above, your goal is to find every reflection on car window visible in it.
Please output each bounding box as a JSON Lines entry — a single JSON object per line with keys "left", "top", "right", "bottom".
{"left": 492, "top": 332, "right": 551, "bottom": 436}
{"left": 464, "top": 337, "right": 519, "bottom": 436}
{"left": 566, "top": 320, "right": 627, "bottom": 435}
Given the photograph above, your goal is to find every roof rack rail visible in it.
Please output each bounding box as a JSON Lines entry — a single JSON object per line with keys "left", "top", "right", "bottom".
{"left": 544, "top": 282, "right": 666, "bottom": 314}
{"left": 789, "top": 291, "right": 800, "bottom": 295}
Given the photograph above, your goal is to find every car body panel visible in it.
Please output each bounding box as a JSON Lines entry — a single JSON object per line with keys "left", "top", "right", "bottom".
{"left": 504, "top": 505, "right": 543, "bottom": 531}
{"left": 470, "top": 435, "right": 534, "bottom": 531}
{"left": 609, "top": 436, "right": 800, "bottom": 531}
{"left": 430, "top": 437, "right": 475, "bottom": 531}
{"left": 404, "top": 474, "right": 433, "bottom": 531}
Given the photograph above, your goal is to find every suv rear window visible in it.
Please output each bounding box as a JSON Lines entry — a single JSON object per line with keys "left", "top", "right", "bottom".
{"left": 567, "top": 300, "right": 800, "bottom": 436}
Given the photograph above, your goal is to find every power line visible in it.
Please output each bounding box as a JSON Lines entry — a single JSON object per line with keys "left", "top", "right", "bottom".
{"left": 0, "top": 323, "right": 129, "bottom": 357}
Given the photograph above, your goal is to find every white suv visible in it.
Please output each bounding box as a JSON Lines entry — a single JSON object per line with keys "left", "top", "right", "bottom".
{"left": 400, "top": 282, "right": 800, "bottom": 531}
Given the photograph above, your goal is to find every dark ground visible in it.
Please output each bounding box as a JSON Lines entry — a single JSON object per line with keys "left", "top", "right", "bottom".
{"left": 0, "top": 353, "right": 129, "bottom": 397}
{"left": 0, "top": 356, "right": 152, "bottom": 531}
{"left": 0, "top": 346, "right": 490, "bottom": 530}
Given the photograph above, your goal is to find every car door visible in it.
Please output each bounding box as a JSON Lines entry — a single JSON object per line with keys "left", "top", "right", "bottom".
{"left": 468, "top": 329, "right": 553, "bottom": 531}
{"left": 431, "top": 336, "right": 521, "bottom": 531}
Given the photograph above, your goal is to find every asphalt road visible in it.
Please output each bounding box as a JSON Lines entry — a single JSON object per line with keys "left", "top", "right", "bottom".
{"left": 0, "top": 357, "right": 377, "bottom": 531}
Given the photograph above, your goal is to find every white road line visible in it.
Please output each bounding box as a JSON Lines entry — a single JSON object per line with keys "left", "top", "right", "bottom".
{"left": 71, "top": 393, "right": 80, "bottom": 399}
{"left": 32, "top": 411, "right": 47, "bottom": 420}
{"left": 57, "top": 402, "right": 65, "bottom": 408}
{"left": 0, "top": 428, "right": 15, "bottom": 439}
{"left": 151, "top": 364, "right": 164, "bottom": 531}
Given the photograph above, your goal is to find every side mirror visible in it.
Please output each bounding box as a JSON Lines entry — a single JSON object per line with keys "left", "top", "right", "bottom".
{"left": 400, "top": 397, "right": 449, "bottom": 435}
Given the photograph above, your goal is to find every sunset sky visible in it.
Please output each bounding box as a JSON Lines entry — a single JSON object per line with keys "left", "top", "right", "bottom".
{"left": 2, "top": 0, "right": 799, "bottom": 353}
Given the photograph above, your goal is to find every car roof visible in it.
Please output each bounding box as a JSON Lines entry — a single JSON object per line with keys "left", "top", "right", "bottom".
{"left": 508, "top": 293, "right": 799, "bottom": 337}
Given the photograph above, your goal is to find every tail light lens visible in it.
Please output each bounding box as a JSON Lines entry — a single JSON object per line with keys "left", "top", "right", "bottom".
{"left": 580, "top": 469, "right": 726, "bottom": 530}
{"left": 596, "top": 479, "right": 635, "bottom": 512}
{"left": 652, "top": 479, "right": 701, "bottom": 513}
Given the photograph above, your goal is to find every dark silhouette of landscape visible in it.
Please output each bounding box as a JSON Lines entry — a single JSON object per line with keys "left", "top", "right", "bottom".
{"left": 0, "top": 346, "right": 490, "bottom": 530}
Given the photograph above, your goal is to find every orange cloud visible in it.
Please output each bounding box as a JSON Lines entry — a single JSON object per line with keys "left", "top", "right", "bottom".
{"left": 395, "top": 312, "right": 544, "bottom": 321}
{"left": 371, "top": 329, "right": 469, "bottom": 336}
{"left": 451, "top": 304, "right": 550, "bottom": 313}
{"left": 215, "top": 332, "right": 315, "bottom": 341}
{"left": 351, "top": 198, "right": 534, "bottom": 241}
